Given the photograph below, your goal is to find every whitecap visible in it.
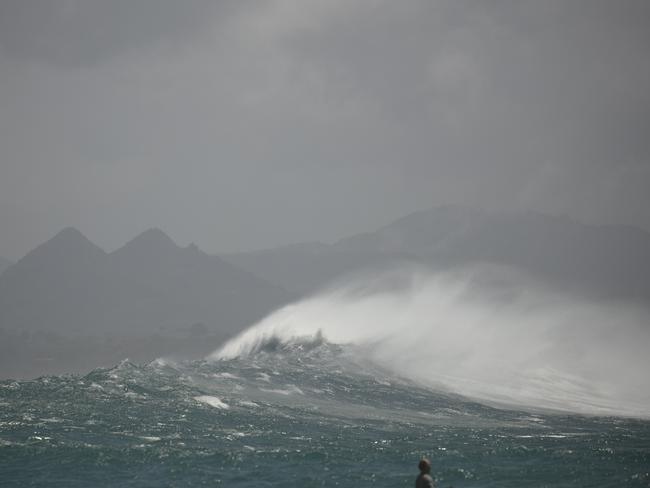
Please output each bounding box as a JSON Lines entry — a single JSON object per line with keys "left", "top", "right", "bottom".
{"left": 260, "top": 385, "right": 304, "bottom": 396}
{"left": 194, "top": 395, "right": 229, "bottom": 409}
{"left": 238, "top": 400, "right": 259, "bottom": 407}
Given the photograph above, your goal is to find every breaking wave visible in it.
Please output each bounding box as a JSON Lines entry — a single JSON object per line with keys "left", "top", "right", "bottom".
{"left": 210, "top": 267, "right": 650, "bottom": 418}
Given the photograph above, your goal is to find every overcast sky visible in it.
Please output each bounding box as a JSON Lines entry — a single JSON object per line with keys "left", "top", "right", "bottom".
{"left": 1, "top": 0, "right": 649, "bottom": 260}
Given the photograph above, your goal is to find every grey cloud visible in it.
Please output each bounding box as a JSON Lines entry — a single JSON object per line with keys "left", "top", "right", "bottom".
{"left": 0, "top": 0, "right": 237, "bottom": 67}
{"left": 0, "top": 0, "right": 649, "bottom": 259}
{"left": 276, "top": 0, "right": 650, "bottom": 216}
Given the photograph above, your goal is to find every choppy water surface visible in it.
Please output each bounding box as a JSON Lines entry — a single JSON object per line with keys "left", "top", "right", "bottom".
{"left": 1, "top": 344, "right": 649, "bottom": 487}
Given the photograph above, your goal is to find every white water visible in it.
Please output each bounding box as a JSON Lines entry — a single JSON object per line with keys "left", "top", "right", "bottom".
{"left": 210, "top": 268, "right": 650, "bottom": 417}
{"left": 195, "top": 395, "right": 230, "bottom": 409}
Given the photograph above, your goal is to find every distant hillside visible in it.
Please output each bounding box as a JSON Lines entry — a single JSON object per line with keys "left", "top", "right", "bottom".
{"left": 0, "top": 227, "right": 291, "bottom": 336}
{"left": 0, "top": 256, "right": 13, "bottom": 276}
{"left": 223, "top": 206, "right": 650, "bottom": 302}
{"left": 222, "top": 241, "right": 401, "bottom": 295}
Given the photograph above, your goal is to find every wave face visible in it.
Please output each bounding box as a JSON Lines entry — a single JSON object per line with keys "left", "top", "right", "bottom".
{"left": 2, "top": 346, "right": 650, "bottom": 487}
{"left": 211, "top": 268, "right": 650, "bottom": 418}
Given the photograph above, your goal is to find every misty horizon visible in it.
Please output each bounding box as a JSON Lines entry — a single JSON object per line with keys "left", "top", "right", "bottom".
{"left": 1, "top": 1, "right": 650, "bottom": 262}
{"left": 2, "top": 203, "right": 649, "bottom": 381}
{"left": 4, "top": 204, "right": 650, "bottom": 263}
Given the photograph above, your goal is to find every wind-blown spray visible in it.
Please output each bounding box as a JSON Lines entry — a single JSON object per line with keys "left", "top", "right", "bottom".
{"left": 211, "top": 267, "right": 650, "bottom": 417}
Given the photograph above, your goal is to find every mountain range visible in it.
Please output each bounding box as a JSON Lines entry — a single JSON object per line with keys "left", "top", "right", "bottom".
{"left": 224, "top": 206, "right": 650, "bottom": 302}
{"left": 0, "top": 227, "right": 291, "bottom": 377}
{"left": 0, "top": 227, "right": 289, "bottom": 337}
{"left": 2, "top": 206, "right": 649, "bottom": 378}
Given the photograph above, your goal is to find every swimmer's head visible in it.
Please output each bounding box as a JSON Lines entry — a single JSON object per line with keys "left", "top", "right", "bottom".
{"left": 418, "top": 458, "right": 431, "bottom": 473}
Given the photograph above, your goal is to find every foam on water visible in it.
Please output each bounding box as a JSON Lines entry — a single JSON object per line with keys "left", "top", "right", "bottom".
{"left": 210, "top": 267, "right": 650, "bottom": 417}
{"left": 194, "top": 395, "right": 230, "bottom": 409}
{"left": 2, "top": 338, "right": 650, "bottom": 487}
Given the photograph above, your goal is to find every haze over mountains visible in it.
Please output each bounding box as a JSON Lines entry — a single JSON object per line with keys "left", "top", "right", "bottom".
{"left": 0, "top": 228, "right": 289, "bottom": 378}
{"left": 0, "top": 227, "right": 289, "bottom": 335}
{"left": 224, "top": 206, "right": 650, "bottom": 302}
{"left": 0, "top": 256, "right": 12, "bottom": 276}
{"left": 1, "top": 206, "right": 649, "bottom": 378}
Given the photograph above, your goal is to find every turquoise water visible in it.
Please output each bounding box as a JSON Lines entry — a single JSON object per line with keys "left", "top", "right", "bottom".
{"left": 1, "top": 344, "right": 649, "bottom": 487}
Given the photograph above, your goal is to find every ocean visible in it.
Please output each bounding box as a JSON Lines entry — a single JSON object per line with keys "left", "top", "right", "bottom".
{"left": 2, "top": 274, "right": 650, "bottom": 486}
{"left": 1, "top": 342, "right": 649, "bottom": 487}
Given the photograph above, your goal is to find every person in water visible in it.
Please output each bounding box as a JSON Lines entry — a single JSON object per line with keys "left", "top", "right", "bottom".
{"left": 416, "top": 458, "right": 435, "bottom": 488}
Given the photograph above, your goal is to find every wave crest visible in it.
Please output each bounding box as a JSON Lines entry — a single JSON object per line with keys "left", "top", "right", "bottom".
{"left": 209, "top": 268, "right": 650, "bottom": 417}
{"left": 216, "top": 328, "right": 329, "bottom": 358}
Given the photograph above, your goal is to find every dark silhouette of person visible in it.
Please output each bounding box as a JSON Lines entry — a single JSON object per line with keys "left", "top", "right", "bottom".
{"left": 416, "top": 458, "right": 435, "bottom": 488}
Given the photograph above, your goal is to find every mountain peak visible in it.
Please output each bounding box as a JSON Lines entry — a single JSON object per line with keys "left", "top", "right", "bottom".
{"left": 139, "top": 227, "right": 174, "bottom": 242}
{"left": 124, "top": 228, "right": 176, "bottom": 248}
{"left": 12, "top": 227, "right": 106, "bottom": 270}
{"left": 111, "top": 228, "right": 180, "bottom": 260}
{"left": 53, "top": 226, "right": 89, "bottom": 242}
{"left": 41, "top": 226, "right": 103, "bottom": 253}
